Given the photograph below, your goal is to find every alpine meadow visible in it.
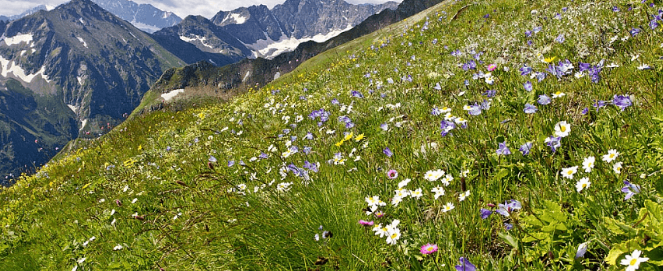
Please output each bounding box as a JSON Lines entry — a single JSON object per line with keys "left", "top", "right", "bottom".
{"left": 2, "top": 0, "right": 663, "bottom": 270}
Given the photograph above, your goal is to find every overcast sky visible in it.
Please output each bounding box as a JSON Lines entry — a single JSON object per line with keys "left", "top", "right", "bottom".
{"left": 1, "top": 0, "right": 401, "bottom": 19}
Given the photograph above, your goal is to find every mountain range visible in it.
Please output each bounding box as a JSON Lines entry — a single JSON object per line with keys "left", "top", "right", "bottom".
{"left": 0, "top": 0, "right": 403, "bottom": 182}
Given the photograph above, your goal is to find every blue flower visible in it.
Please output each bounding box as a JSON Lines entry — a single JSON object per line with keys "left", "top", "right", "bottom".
{"left": 504, "top": 223, "right": 514, "bottom": 230}
{"left": 630, "top": 28, "right": 642, "bottom": 36}
{"left": 209, "top": 156, "right": 217, "bottom": 163}
{"left": 613, "top": 95, "right": 632, "bottom": 111}
{"left": 524, "top": 103, "right": 538, "bottom": 114}
{"left": 545, "top": 136, "right": 562, "bottom": 152}
{"left": 480, "top": 208, "right": 492, "bottom": 219}
{"left": 383, "top": 147, "right": 393, "bottom": 157}
{"left": 519, "top": 142, "right": 533, "bottom": 155}
{"left": 455, "top": 257, "right": 476, "bottom": 271}
{"left": 538, "top": 95, "right": 552, "bottom": 105}
{"left": 555, "top": 34, "right": 565, "bottom": 43}
{"left": 496, "top": 142, "right": 511, "bottom": 155}
{"left": 621, "top": 181, "right": 641, "bottom": 200}
{"left": 524, "top": 81, "right": 533, "bottom": 92}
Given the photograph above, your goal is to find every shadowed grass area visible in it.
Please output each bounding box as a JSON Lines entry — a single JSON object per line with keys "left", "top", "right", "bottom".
{"left": 1, "top": 0, "right": 663, "bottom": 270}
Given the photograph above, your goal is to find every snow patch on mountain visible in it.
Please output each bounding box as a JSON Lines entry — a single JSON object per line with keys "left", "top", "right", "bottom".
{"left": 67, "top": 104, "right": 79, "bottom": 113}
{"left": 161, "top": 89, "right": 184, "bottom": 101}
{"left": 2, "top": 33, "right": 33, "bottom": 46}
{"left": 225, "top": 13, "right": 248, "bottom": 24}
{"left": 246, "top": 25, "right": 353, "bottom": 59}
{"left": 76, "top": 37, "right": 88, "bottom": 48}
{"left": 0, "top": 55, "right": 51, "bottom": 83}
{"left": 180, "top": 35, "right": 215, "bottom": 49}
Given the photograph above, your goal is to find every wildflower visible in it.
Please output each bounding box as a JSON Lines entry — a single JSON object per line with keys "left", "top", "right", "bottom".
{"left": 496, "top": 142, "right": 511, "bottom": 155}
{"left": 576, "top": 177, "right": 591, "bottom": 192}
{"left": 459, "top": 190, "right": 470, "bottom": 201}
{"left": 380, "top": 123, "right": 389, "bottom": 131}
{"left": 613, "top": 162, "right": 623, "bottom": 174}
{"left": 398, "top": 178, "right": 411, "bottom": 188}
{"left": 455, "top": 257, "right": 477, "bottom": 271}
{"left": 621, "top": 181, "right": 641, "bottom": 200}
{"left": 552, "top": 91, "right": 566, "bottom": 98}
{"left": 383, "top": 147, "right": 393, "bottom": 157}
{"left": 410, "top": 188, "right": 423, "bottom": 199}
{"left": 613, "top": 95, "right": 633, "bottom": 111}
{"left": 480, "top": 208, "right": 492, "bottom": 219}
{"left": 442, "top": 202, "right": 455, "bottom": 212}
{"left": 483, "top": 90, "right": 496, "bottom": 97}
{"left": 487, "top": 64, "right": 497, "bottom": 71}
{"left": 354, "top": 133, "right": 365, "bottom": 141}
{"left": 524, "top": 103, "right": 537, "bottom": 114}
{"left": 387, "top": 169, "right": 398, "bottom": 179}
{"left": 424, "top": 169, "right": 444, "bottom": 182}
{"left": 432, "top": 186, "right": 445, "bottom": 199}
{"left": 630, "top": 28, "right": 642, "bottom": 36}
{"left": 420, "top": 243, "right": 438, "bottom": 255}
{"left": 314, "top": 234, "right": 320, "bottom": 241}
{"left": 520, "top": 65, "right": 532, "bottom": 75}
{"left": 441, "top": 174, "right": 453, "bottom": 186}
{"left": 554, "top": 121, "right": 571, "bottom": 137}
{"left": 524, "top": 81, "right": 533, "bottom": 92}
{"left": 519, "top": 142, "right": 533, "bottom": 155}
{"left": 602, "top": 149, "right": 619, "bottom": 162}
{"left": 496, "top": 200, "right": 521, "bottom": 217}
{"left": 576, "top": 242, "right": 589, "bottom": 259}
{"left": 538, "top": 94, "right": 552, "bottom": 105}
{"left": 386, "top": 229, "right": 401, "bottom": 245}
{"left": 561, "top": 166, "right": 578, "bottom": 179}
{"left": 583, "top": 156, "right": 595, "bottom": 172}
{"left": 113, "top": 244, "right": 123, "bottom": 251}
{"left": 332, "top": 152, "right": 345, "bottom": 165}
{"left": 620, "top": 250, "right": 648, "bottom": 271}
{"left": 555, "top": 34, "right": 565, "bottom": 43}
{"left": 359, "top": 220, "right": 374, "bottom": 226}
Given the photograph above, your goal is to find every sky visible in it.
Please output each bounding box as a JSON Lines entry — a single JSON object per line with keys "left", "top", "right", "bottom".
{"left": 1, "top": 0, "right": 401, "bottom": 19}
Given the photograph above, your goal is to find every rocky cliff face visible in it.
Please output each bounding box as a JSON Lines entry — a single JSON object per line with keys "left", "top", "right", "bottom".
{"left": 0, "top": 0, "right": 186, "bottom": 180}
{"left": 92, "top": 0, "right": 182, "bottom": 33}
{"left": 164, "top": 0, "right": 400, "bottom": 59}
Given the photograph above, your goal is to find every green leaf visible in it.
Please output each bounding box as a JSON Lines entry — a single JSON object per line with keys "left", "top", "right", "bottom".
{"left": 644, "top": 200, "right": 662, "bottom": 223}
{"left": 498, "top": 232, "right": 519, "bottom": 250}
{"left": 644, "top": 247, "right": 663, "bottom": 265}
{"left": 605, "top": 217, "right": 636, "bottom": 236}
{"left": 494, "top": 168, "right": 509, "bottom": 181}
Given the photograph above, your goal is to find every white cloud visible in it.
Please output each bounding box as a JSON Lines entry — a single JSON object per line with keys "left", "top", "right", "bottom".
{"left": 0, "top": 0, "right": 402, "bottom": 20}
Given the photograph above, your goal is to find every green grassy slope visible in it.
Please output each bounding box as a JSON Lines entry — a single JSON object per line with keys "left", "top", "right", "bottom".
{"left": 2, "top": 0, "right": 663, "bottom": 270}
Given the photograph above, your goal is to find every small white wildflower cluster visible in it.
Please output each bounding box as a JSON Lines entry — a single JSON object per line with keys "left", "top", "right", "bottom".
{"left": 372, "top": 219, "right": 402, "bottom": 245}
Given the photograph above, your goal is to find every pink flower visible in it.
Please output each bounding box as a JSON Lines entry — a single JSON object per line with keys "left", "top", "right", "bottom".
{"left": 387, "top": 169, "right": 398, "bottom": 179}
{"left": 359, "top": 220, "right": 374, "bottom": 226}
{"left": 420, "top": 243, "right": 438, "bottom": 255}
{"left": 374, "top": 211, "right": 385, "bottom": 218}
{"left": 487, "top": 64, "right": 497, "bottom": 71}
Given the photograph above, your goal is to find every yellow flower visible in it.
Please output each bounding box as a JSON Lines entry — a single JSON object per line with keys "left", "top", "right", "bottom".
{"left": 544, "top": 56, "right": 557, "bottom": 63}
{"left": 138, "top": 145, "right": 142, "bottom": 151}
{"left": 354, "top": 133, "right": 365, "bottom": 141}
{"left": 335, "top": 141, "right": 344, "bottom": 147}
{"left": 344, "top": 132, "right": 354, "bottom": 141}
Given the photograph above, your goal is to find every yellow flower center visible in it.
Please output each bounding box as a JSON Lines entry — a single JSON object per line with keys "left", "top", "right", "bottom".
{"left": 391, "top": 233, "right": 398, "bottom": 239}
{"left": 610, "top": 154, "right": 615, "bottom": 158}
{"left": 567, "top": 170, "right": 573, "bottom": 175}
{"left": 582, "top": 184, "right": 587, "bottom": 188}
{"left": 561, "top": 126, "right": 566, "bottom": 132}
{"left": 427, "top": 247, "right": 434, "bottom": 252}
{"left": 630, "top": 258, "right": 637, "bottom": 266}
